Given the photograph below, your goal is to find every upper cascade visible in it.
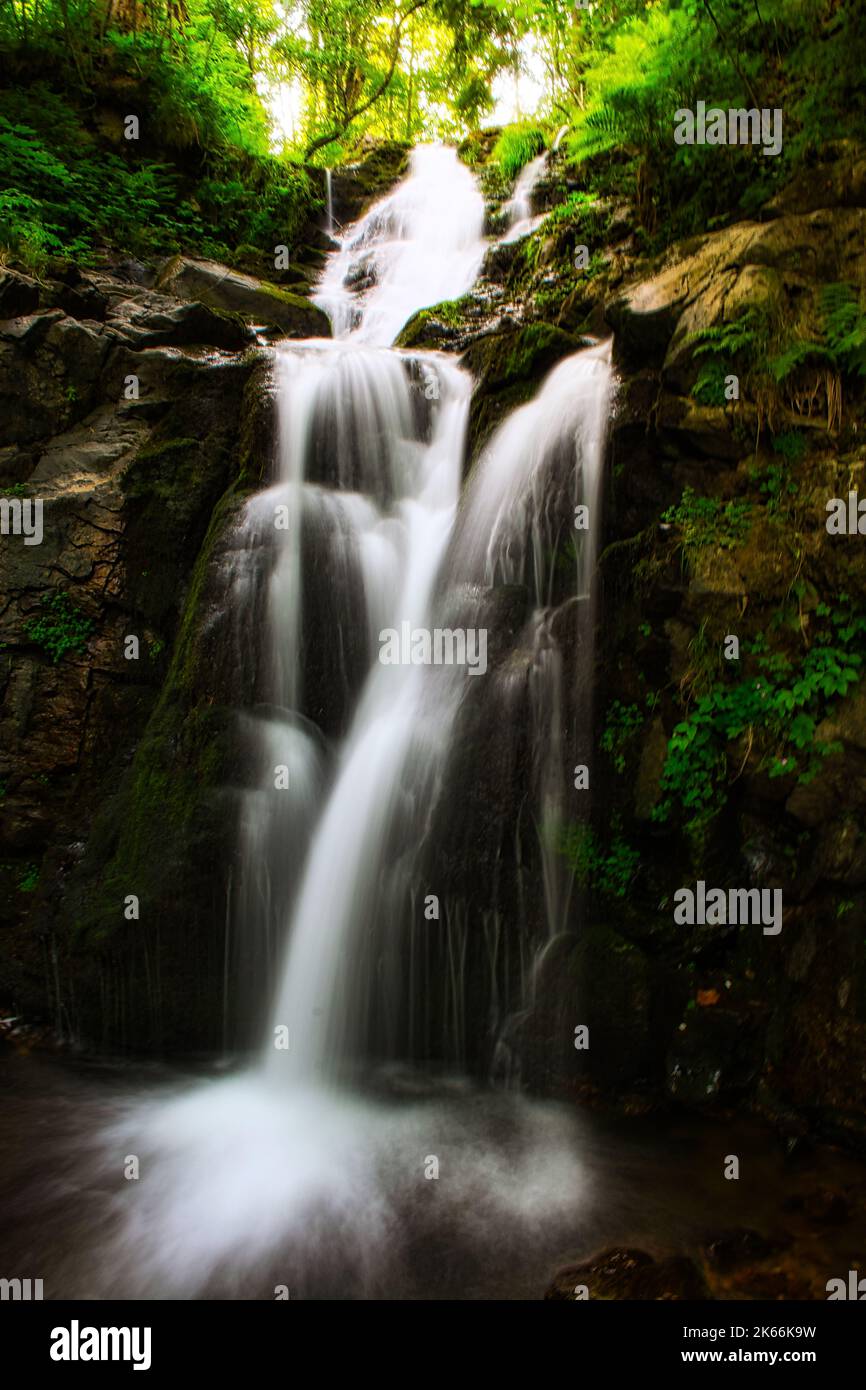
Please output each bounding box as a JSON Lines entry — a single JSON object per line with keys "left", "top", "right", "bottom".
{"left": 315, "top": 143, "right": 487, "bottom": 346}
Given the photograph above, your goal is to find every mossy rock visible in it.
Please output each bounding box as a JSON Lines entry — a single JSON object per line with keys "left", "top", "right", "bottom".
{"left": 395, "top": 296, "right": 476, "bottom": 350}
{"left": 155, "top": 256, "right": 331, "bottom": 338}
{"left": 464, "top": 321, "right": 587, "bottom": 459}
{"left": 329, "top": 140, "right": 411, "bottom": 223}
{"left": 63, "top": 481, "right": 250, "bottom": 1050}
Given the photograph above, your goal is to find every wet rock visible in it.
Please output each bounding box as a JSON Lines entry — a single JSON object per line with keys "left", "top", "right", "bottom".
{"left": 106, "top": 292, "right": 253, "bottom": 351}
{"left": 463, "top": 321, "right": 586, "bottom": 458}
{"left": 666, "top": 1000, "right": 765, "bottom": 1105}
{"left": 545, "top": 1247, "right": 710, "bottom": 1300}
{"left": 329, "top": 140, "right": 411, "bottom": 224}
{"left": 781, "top": 1188, "right": 850, "bottom": 1225}
{"left": 703, "top": 1228, "right": 789, "bottom": 1272}
{"left": 521, "top": 924, "right": 669, "bottom": 1092}
{"left": 56, "top": 279, "right": 107, "bottom": 323}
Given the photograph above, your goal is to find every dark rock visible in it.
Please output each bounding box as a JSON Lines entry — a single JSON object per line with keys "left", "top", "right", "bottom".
{"left": 545, "top": 1248, "right": 709, "bottom": 1300}
{"left": 328, "top": 141, "right": 411, "bottom": 224}
{"left": 101, "top": 292, "right": 253, "bottom": 351}
{"left": 703, "top": 1228, "right": 789, "bottom": 1272}
{"left": 666, "top": 1000, "right": 765, "bottom": 1105}
{"left": 0, "top": 268, "right": 40, "bottom": 318}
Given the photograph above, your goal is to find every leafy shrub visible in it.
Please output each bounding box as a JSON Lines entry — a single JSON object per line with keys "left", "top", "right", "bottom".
{"left": 493, "top": 123, "right": 546, "bottom": 180}
{"left": 661, "top": 488, "right": 752, "bottom": 552}
{"left": 560, "top": 822, "right": 640, "bottom": 899}
{"left": 653, "top": 600, "right": 866, "bottom": 826}
{"left": 24, "top": 591, "right": 94, "bottom": 664}
{"left": 601, "top": 700, "right": 643, "bottom": 773}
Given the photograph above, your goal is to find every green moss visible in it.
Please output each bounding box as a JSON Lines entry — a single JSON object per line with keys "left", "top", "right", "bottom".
{"left": 653, "top": 600, "right": 866, "bottom": 829}
{"left": 395, "top": 296, "right": 474, "bottom": 348}
{"left": 134, "top": 436, "right": 199, "bottom": 466}
{"left": 560, "top": 820, "right": 640, "bottom": 900}
{"left": 70, "top": 484, "right": 244, "bottom": 948}
{"left": 661, "top": 488, "right": 752, "bottom": 555}
{"left": 257, "top": 281, "right": 317, "bottom": 309}
{"left": 502, "top": 323, "right": 578, "bottom": 381}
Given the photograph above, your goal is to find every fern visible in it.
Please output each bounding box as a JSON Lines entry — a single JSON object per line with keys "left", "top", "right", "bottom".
{"left": 771, "top": 286, "right": 866, "bottom": 383}
{"left": 821, "top": 283, "right": 866, "bottom": 377}
{"left": 770, "top": 339, "right": 833, "bottom": 383}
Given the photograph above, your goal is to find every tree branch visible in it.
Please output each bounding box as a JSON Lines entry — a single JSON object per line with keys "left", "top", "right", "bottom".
{"left": 304, "top": 0, "right": 428, "bottom": 159}
{"left": 701, "top": 0, "right": 761, "bottom": 109}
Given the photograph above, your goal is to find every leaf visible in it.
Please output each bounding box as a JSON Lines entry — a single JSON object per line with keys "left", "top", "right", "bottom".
{"left": 697, "top": 989, "right": 720, "bottom": 1007}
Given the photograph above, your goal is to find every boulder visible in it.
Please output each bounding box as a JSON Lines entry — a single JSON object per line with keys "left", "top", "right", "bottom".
{"left": 155, "top": 256, "right": 331, "bottom": 338}
{"left": 0, "top": 268, "right": 40, "bottom": 319}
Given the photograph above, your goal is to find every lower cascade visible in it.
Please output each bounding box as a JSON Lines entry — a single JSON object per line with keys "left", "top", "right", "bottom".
{"left": 96, "top": 144, "right": 614, "bottom": 1297}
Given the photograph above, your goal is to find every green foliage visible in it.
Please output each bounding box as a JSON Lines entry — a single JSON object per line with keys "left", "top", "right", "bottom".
{"left": 540, "top": 190, "right": 598, "bottom": 235}
{"left": 24, "top": 591, "right": 94, "bottom": 665}
{"left": 601, "top": 700, "right": 642, "bottom": 773}
{"left": 18, "top": 863, "right": 40, "bottom": 893}
{"left": 687, "top": 307, "right": 768, "bottom": 404}
{"left": 279, "top": 0, "right": 515, "bottom": 155}
{"left": 661, "top": 487, "right": 752, "bottom": 552}
{"left": 771, "top": 429, "right": 807, "bottom": 463}
{"left": 0, "top": 84, "right": 319, "bottom": 268}
{"left": 560, "top": 821, "right": 640, "bottom": 899}
{"left": 493, "top": 123, "right": 546, "bottom": 179}
{"left": 771, "top": 284, "right": 866, "bottom": 384}
{"left": 548, "top": 0, "right": 866, "bottom": 248}
{"left": 653, "top": 600, "right": 866, "bottom": 826}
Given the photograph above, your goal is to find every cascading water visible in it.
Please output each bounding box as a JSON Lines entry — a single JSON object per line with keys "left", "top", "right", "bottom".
{"left": 499, "top": 150, "right": 548, "bottom": 244}
{"left": 95, "top": 144, "right": 614, "bottom": 1298}
{"left": 316, "top": 143, "right": 487, "bottom": 343}
{"left": 324, "top": 167, "right": 334, "bottom": 237}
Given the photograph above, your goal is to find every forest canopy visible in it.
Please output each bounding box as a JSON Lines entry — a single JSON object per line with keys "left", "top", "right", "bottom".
{"left": 1, "top": 1, "right": 864, "bottom": 268}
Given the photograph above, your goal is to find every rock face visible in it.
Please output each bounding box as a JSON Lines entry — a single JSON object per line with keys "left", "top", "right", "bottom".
{"left": 576, "top": 181, "right": 866, "bottom": 1148}
{"left": 0, "top": 252, "right": 310, "bottom": 1049}
{"left": 154, "top": 257, "right": 331, "bottom": 339}
{"left": 328, "top": 140, "right": 411, "bottom": 225}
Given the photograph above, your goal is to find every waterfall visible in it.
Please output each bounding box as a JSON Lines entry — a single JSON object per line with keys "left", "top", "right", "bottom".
{"left": 264, "top": 349, "right": 472, "bottom": 1079}
{"left": 500, "top": 151, "right": 548, "bottom": 244}
{"left": 316, "top": 143, "right": 487, "bottom": 344}
{"left": 101, "top": 145, "right": 611, "bottom": 1297}
{"left": 324, "top": 167, "right": 334, "bottom": 236}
